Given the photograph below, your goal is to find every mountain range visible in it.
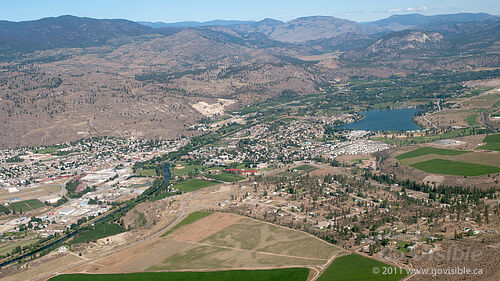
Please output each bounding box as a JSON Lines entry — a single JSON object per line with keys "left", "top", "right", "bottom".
{"left": 0, "top": 13, "right": 498, "bottom": 147}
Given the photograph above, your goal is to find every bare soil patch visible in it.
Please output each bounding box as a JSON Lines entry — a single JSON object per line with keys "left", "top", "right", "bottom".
{"left": 167, "top": 212, "right": 243, "bottom": 242}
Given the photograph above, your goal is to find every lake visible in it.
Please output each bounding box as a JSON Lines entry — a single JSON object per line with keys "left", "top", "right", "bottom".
{"left": 339, "top": 108, "right": 421, "bottom": 131}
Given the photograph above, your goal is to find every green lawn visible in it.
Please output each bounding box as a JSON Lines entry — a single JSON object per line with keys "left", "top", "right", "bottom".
{"left": 395, "top": 147, "right": 470, "bottom": 160}
{"left": 161, "top": 211, "right": 212, "bottom": 237}
{"left": 410, "top": 159, "right": 500, "bottom": 176}
{"left": 317, "top": 254, "right": 407, "bottom": 281}
{"left": 172, "top": 179, "right": 218, "bottom": 192}
{"left": 206, "top": 173, "right": 245, "bottom": 182}
{"left": 8, "top": 199, "right": 44, "bottom": 212}
{"left": 49, "top": 268, "right": 309, "bottom": 281}
{"left": 295, "top": 164, "right": 318, "bottom": 173}
{"left": 70, "top": 223, "right": 123, "bottom": 244}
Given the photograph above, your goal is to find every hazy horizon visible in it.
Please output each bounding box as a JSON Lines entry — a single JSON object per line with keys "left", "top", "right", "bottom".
{"left": 1, "top": 0, "right": 499, "bottom": 23}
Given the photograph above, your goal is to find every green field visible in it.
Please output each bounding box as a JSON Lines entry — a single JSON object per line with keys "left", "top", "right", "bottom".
{"left": 8, "top": 199, "right": 44, "bottom": 212}
{"left": 0, "top": 239, "right": 39, "bottom": 256}
{"left": 137, "top": 168, "right": 157, "bottom": 177}
{"left": 479, "top": 143, "right": 500, "bottom": 151}
{"left": 395, "top": 147, "right": 470, "bottom": 160}
{"left": 478, "top": 134, "right": 500, "bottom": 151}
{"left": 410, "top": 159, "right": 500, "bottom": 176}
{"left": 161, "top": 211, "right": 212, "bottom": 237}
{"left": 205, "top": 173, "right": 245, "bottom": 182}
{"left": 33, "top": 147, "right": 60, "bottom": 154}
{"left": 482, "top": 134, "right": 500, "bottom": 143}
{"left": 465, "top": 113, "right": 478, "bottom": 126}
{"left": 49, "top": 268, "right": 309, "bottom": 281}
{"left": 317, "top": 254, "right": 407, "bottom": 281}
{"left": 70, "top": 223, "right": 123, "bottom": 244}
{"left": 172, "top": 179, "right": 218, "bottom": 192}
{"left": 295, "top": 164, "right": 318, "bottom": 173}
{"left": 173, "top": 163, "right": 208, "bottom": 176}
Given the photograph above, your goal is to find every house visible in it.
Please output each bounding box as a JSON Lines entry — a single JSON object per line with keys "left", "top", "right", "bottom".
{"left": 362, "top": 245, "right": 370, "bottom": 253}
{"left": 225, "top": 168, "right": 239, "bottom": 174}
{"left": 7, "top": 187, "right": 18, "bottom": 193}
{"left": 241, "top": 170, "right": 258, "bottom": 176}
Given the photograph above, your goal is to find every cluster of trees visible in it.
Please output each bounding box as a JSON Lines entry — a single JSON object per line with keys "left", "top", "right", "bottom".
{"left": 65, "top": 179, "right": 96, "bottom": 199}
{"left": 44, "top": 196, "right": 68, "bottom": 207}
{"left": 364, "top": 170, "right": 495, "bottom": 204}
{"left": 6, "top": 156, "right": 23, "bottom": 163}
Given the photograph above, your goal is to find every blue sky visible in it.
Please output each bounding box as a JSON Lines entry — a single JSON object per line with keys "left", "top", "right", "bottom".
{"left": 1, "top": 0, "right": 499, "bottom": 22}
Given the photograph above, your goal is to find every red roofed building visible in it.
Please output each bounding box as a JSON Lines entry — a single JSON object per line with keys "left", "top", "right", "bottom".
{"left": 225, "top": 168, "right": 240, "bottom": 173}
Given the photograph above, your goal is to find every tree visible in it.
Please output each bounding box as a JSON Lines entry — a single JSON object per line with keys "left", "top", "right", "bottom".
{"left": 484, "top": 205, "right": 489, "bottom": 224}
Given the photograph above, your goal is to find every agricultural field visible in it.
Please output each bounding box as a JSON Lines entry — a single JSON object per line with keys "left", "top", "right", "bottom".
{"left": 205, "top": 173, "right": 245, "bottom": 182}
{"left": 410, "top": 159, "right": 500, "bottom": 176}
{"left": 162, "top": 211, "right": 213, "bottom": 237}
{"left": 394, "top": 143, "right": 500, "bottom": 176}
{"left": 154, "top": 215, "right": 339, "bottom": 271}
{"left": 395, "top": 147, "right": 470, "bottom": 160}
{"left": 317, "top": 254, "right": 407, "bottom": 281}
{"left": 478, "top": 134, "right": 500, "bottom": 151}
{"left": 66, "top": 212, "right": 341, "bottom": 276}
{"left": 49, "top": 268, "right": 310, "bottom": 281}
{"left": 172, "top": 179, "right": 219, "bottom": 192}
{"left": 8, "top": 199, "right": 44, "bottom": 212}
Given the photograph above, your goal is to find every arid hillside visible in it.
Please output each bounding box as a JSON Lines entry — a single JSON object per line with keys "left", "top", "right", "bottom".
{"left": 0, "top": 14, "right": 498, "bottom": 148}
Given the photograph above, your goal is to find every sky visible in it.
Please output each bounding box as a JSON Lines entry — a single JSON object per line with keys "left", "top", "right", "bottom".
{"left": 1, "top": 0, "right": 499, "bottom": 23}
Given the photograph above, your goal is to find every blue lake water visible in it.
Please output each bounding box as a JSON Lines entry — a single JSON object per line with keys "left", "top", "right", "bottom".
{"left": 339, "top": 108, "right": 421, "bottom": 131}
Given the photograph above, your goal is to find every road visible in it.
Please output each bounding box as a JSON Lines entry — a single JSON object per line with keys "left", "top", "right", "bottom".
{"left": 422, "top": 115, "right": 438, "bottom": 129}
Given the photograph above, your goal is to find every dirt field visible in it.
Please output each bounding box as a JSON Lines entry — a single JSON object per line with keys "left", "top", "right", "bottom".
{"left": 2, "top": 253, "right": 83, "bottom": 281}
{"left": 167, "top": 213, "right": 242, "bottom": 242}
{"left": 0, "top": 183, "right": 62, "bottom": 201}
{"left": 63, "top": 212, "right": 340, "bottom": 275}
{"left": 201, "top": 218, "right": 336, "bottom": 260}
{"left": 151, "top": 215, "right": 339, "bottom": 271}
